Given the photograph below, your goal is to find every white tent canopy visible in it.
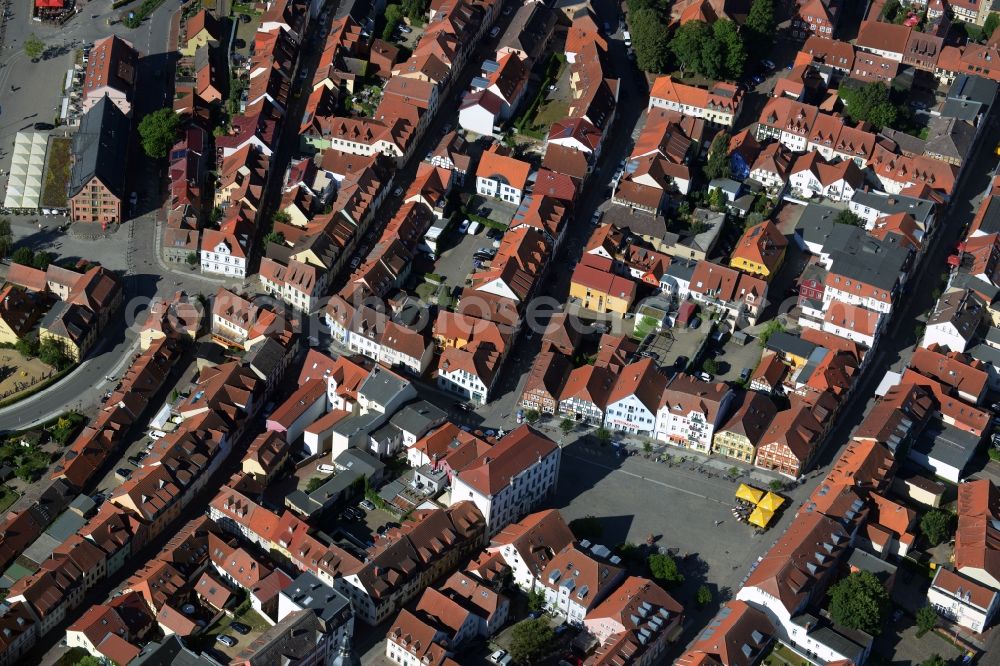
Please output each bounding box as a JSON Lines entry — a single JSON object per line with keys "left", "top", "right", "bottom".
{"left": 3, "top": 132, "right": 49, "bottom": 210}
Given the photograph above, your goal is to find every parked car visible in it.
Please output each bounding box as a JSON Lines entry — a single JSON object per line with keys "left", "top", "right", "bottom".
{"left": 393, "top": 186, "right": 403, "bottom": 197}
{"left": 761, "top": 59, "right": 775, "bottom": 70}
{"left": 33, "top": 122, "right": 54, "bottom": 131}
{"left": 400, "top": 25, "right": 412, "bottom": 33}
{"left": 116, "top": 468, "right": 132, "bottom": 480}
{"left": 318, "top": 463, "right": 336, "bottom": 474}
{"left": 458, "top": 219, "right": 470, "bottom": 234}
{"left": 489, "top": 650, "right": 512, "bottom": 665}
{"left": 698, "top": 371, "right": 713, "bottom": 382}
{"left": 490, "top": 26, "right": 500, "bottom": 37}
{"left": 217, "top": 635, "right": 237, "bottom": 647}
{"left": 740, "top": 367, "right": 753, "bottom": 382}
{"left": 466, "top": 221, "right": 481, "bottom": 235}
{"left": 360, "top": 500, "right": 376, "bottom": 511}
{"left": 688, "top": 317, "right": 701, "bottom": 329}
{"left": 230, "top": 622, "right": 251, "bottom": 635}
{"left": 240, "top": 13, "right": 251, "bottom": 22}
{"left": 129, "top": 192, "right": 138, "bottom": 206}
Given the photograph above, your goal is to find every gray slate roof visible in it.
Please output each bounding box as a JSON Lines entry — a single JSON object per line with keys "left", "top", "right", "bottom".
{"left": 912, "top": 420, "right": 979, "bottom": 474}
{"left": 942, "top": 74, "right": 998, "bottom": 121}
{"left": 390, "top": 400, "right": 446, "bottom": 436}
{"left": 69, "top": 96, "right": 130, "bottom": 198}
{"left": 849, "top": 190, "right": 936, "bottom": 228}
{"left": 282, "top": 572, "right": 353, "bottom": 625}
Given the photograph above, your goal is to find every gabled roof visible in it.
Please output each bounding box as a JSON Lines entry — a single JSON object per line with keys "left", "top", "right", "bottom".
{"left": 456, "top": 426, "right": 558, "bottom": 497}
{"left": 69, "top": 96, "right": 130, "bottom": 198}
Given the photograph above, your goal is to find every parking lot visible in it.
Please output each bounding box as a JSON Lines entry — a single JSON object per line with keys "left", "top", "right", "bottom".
{"left": 705, "top": 335, "right": 764, "bottom": 383}
{"left": 430, "top": 224, "right": 501, "bottom": 290}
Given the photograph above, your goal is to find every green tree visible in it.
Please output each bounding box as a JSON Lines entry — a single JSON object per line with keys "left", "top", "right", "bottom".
{"left": 838, "top": 82, "right": 898, "bottom": 130}
{"left": 594, "top": 427, "right": 612, "bottom": 446}
{"left": 569, "top": 515, "right": 603, "bottom": 541}
{"left": 920, "top": 509, "right": 954, "bottom": 546}
{"left": 560, "top": 418, "right": 575, "bottom": 435}
{"left": 10, "top": 247, "right": 34, "bottom": 266}
{"left": 38, "top": 337, "right": 71, "bottom": 370}
{"left": 648, "top": 553, "right": 684, "bottom": 586}
{"left": 713, "top": 20, "right": 746, "bottom": 80}
{"left": 31, "top": 252, "right": 53, "bottom": 270}
{"left": 0, "top": 219, "right": 11, "bottom": 237}
{"left": 15, "top": 337, "right": 38, "bottom": 358}
{"left": 24, "top": 34, "right": 44, "bottom": 60}
{"left": 185, "top": 252, "right": 199, "bottom": 266}
{"left": 880, "top": 0, "right": 901, "bottom": 21}
{"left": 382, "top": 4, "right": 403, "bottom": 41}
{"left": 527, "top": 589, "right": 546, "bottom": 612}
{"left": 986, "top": 13, "right": 1000, "bottom": 42}
{"left": 757, "top": 320, "right": 784, "bottom": 347}
{"left": 525, "top": 409, "right": 540, "bottom": 423}
{"left": 744, "top": 0, "right": 775, "bottom": 54}
{"left": 631, "top": 8, "right": 672, "bottom": 73}
{"left": 702, "top": 358, "right": 720, "bottom": 375}
{"left": 138, "top": 108, "right": 182, "bottom": 159}
{"left": 768, "top": 479, "right": 784, "bottom": 492}
{"left": 262, "top": 231, "right": 286, "bottom": 248}
{"left": 704, "top": 132, "right": 731, "bottom": 181}
{"left": 835, "top": 210, "right": 863, "bottom": 226}
{"left": 273, "top": 211, "right": 291, "bottom": 224}
{"left": 401, "top": 0, "right": 428, "bottom": 21}
{"left": 508, "top": 618, "right": 555, "bottom": 664}
{"left": 920, "top": 656, "right": 947, "bottom": 666}
{"left": 0, "top": 235, "right": 12, "bottom": 260}
{"left": 696, "top": 585, "right": 712, "bottom": 608}
{"left": 305, "top": 477, "right": 325, "bottom": 492}
{"left": 707, "top": 187, "right": 727, "bottom": 212}
{"left": 73, "top": 656, "right": 103, "bottom": 666}
{"left": 916, "top": 605, "right": 938, "bottom": 636}
{"left": 828, "top": 571, "right": 889, "bottom": 634}
{"left": 671, "top": 21, "right": 712, "bottom": 74}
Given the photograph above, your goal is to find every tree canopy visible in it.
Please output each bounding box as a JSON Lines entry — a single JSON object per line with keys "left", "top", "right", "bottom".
{"left": 744, "top": 0, "right": 775, "bottom": 55}
{"left": 24, "top": 34, "right": 44, "bottom": 60}
{"left": 138, "top": 109, "right": 182, "bottom": 159}
{"left": 828, "top": 571, "right": 889, "bottom": 635}
{"left": 648, "top": 553, "right": 684, "bottom": 586}
{"left": 704, "top": 132, "right": 731, "bottom": 181}
{"left": 920, "top": 510, "right": 954, "bottom": 546}
{"left": 916, "top": 605, "right": 938, "bottom": 635}
{"left": 631, "top": 8, "right": 672, "bottom": 73}
{"left": 838, "top": 82, "right": 897, "bottom": 130}
{"left": 835, "top": 210, "right": 863, "bottom": 227}
{"left": 669, "top": 20, "right": 745, "bottom": 80}
{"left": 509, "top": 618, "right": 555, "bottom": 664}
{"left": 985, "top": 13, "right": 1000, "bottom": 42}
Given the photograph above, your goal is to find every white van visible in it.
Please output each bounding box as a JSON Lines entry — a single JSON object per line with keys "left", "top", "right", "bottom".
{"left": 623, "top": 30, "right": 632, "bottom": 47}
{"left": 318, "top": 464, "right": 337, "bottom": 474}
{"left": 466, "top": 221, "right": 481, "bottom": 235}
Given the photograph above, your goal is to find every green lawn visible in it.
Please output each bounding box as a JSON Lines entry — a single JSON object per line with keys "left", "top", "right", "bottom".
{"left": 0, "top": 486, "right": 18, "bottom": 513}
{"left": 41, "top": 137, "right": 71, "bottom": 208}
{"left": 530, "top": 99, "right": 569, "bottom": 132}
{"left": 415, "top": 282, "right": 437, "bottom": 302}
{"left": 762, "top": 642, "right": 810, "bottom": 666}
{"left": 632, "top": 315, "right": 658, "bottom": 341}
